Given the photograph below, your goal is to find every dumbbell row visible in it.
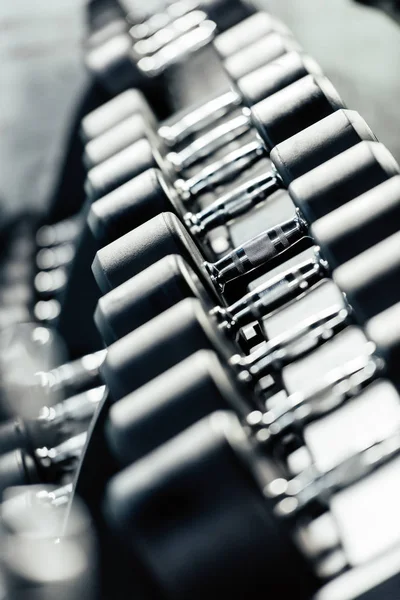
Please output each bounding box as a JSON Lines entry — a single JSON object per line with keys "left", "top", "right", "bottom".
{"left": 4, "top": 2, "right": 400, "bottom": 599}
{"left": 85, "top": 5, "right": 400, "bottom": 600}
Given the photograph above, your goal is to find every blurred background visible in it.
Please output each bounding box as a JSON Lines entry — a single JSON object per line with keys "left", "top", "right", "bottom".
{"left": 1, "top": 0, "right": 400, "bottom": 217}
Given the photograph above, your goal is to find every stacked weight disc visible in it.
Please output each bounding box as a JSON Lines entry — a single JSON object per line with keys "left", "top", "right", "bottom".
{"left": 0, "top": 1, "right": 400, "bottom": 598}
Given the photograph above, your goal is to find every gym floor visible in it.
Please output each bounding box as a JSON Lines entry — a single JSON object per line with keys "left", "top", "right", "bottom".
{"left": 0, "top": 0, "right": 400, "bottom": 218}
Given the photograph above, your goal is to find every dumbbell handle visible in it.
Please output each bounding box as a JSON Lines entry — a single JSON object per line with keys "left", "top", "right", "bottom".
{"left": 213, "top": 254, "right": 327, "bottom": 332}
{"left": 249, "top": 350, "right": 378, "bottom": 446}
{"left": 168, "top": 110, "right": 251, "bottom": 170}
{"left": 185, "top": 169, "right": 282, "bottom": 236}
{"left": 232, "top": 304, "right": 351, "bottom": 379}
{"left": 137, "top": 20, "right": 217, "bottom": 76}
{"left": 130, "top": 0, "right": 200, "bottom": 41}
{"left": 176, "top": 138, "right": 264, "bottom": 198}
{"left": 206, "top": 212, "right": 308, "bottom": 291}
{"left": 159, "top": 90, "right": 241, "bottom": 145}
{"left": 134, "top": 9, "right": 208, "bottom": 56}
{"left": 270, "top": 413, "right": 400, "bottom": 518}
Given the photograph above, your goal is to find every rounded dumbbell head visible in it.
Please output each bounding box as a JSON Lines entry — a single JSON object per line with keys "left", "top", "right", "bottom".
{"left": 107, "top": 350, "right": 250, "bottom": 465}
{"left": 333, "top": 231, "right": 400, "bottom": 324}
{"left": 85, "top": 33, "right": 146, "bottom": 95}
{"left": 271, "top": 109, "right": 376, "bottom": 186}
{"left": 95, "top": 254, "right": 215, "bottom": 344}
{"left": 224, "top": 32, "right": 301, "bottom": 82}
{"left": 237, "top": 51, "right": 322, "bottom": 109}
{"left": 85, "top": 137, "right": 158, "bottom": 200}
{"left": 101, "top": 298, "right": 235, "bottom": 401}
{"left": 84, "top": 112, "right": 156, "bottom": 168}
{"left": 88, "top": 168, "right": 177, "bottom": 246}
{"left": 311, "top": 176, "right": 400, "bottom": 269}
{"left": 214, "top": 12, "right": 291, "bottom": 59}
{"left": 104, "top": 411, "right": 316, "bottom": 599}
{"left": 80, "top": 89, "right": 156, "bottom": 142}
{"left": 290, "top": 141, "right": 400, "bottom": 222}
{"left": 252, "top": 74, "right": 344, "bottom": 152}
{"left": 365, "top": 303, "right": 400, "bottom": 387}
{"left": 92, "top": 212, "right": 206, "bottom": 293}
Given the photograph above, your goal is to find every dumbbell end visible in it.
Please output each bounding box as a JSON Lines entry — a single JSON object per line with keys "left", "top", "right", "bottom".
{"left": 92, "top": 252, "right": 112, "bottom": 294}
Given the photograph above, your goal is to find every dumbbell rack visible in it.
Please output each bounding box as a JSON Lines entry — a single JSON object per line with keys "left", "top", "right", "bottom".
{"left": 0, "top": 1, "right": 399, "bottom": 598}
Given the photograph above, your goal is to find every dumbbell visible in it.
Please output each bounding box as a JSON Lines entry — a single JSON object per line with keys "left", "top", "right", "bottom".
{"left": 100, "top": 221, "right": 400, "bottom": 403}
{"left": 84, "top": 47, "right": 313, "bottom": 169}
{"left": 85, "top": 0, "right": 256, "bottom": 95}
{"left": 88, "top": 109, "right": 375, "bottom": 251}
{"left": 85, "top": 74, "right": 342, "bottom": 200}
{"left": 105, "top": 381, "right": 400, "bottom": 600}
{"left": 92, "top": 140, "right": 397, "bottom": 299}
